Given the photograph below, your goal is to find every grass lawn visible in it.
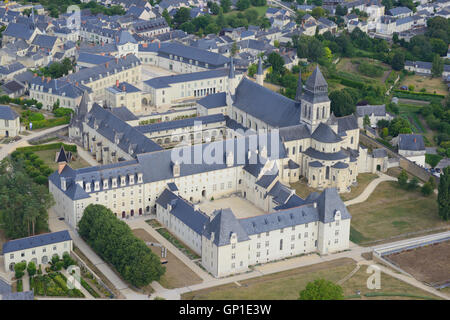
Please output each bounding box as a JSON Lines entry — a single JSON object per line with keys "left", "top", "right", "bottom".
{"left": 156, "top": 228, "right": 201, "bottom": 260}
{"left": 399, "top": 75, "right": 448, "bottom": 96}
{"left": 132, "top": 228, "right": 203, "bottom": 290}
{"left": 348, "top": 181, "right": 449, "bottom": 245}
{"left": 342, "top": 266, "right": 441, "bottom": 300}
{"left": 182, "top": 258, "right": 356, "bottom": 300}
{"left": 291, "top": 173, "right": 378, "bottom": 201}
{"left": 34, "top": 149, "right": 90, "bottom": 170}
{"left": 181, "top": 258, "right": 440, "bottom": 300}
{"left": 336, "top": 57, "right": 391, "bottom": 84}
{"left": 290, "top": 178, "right": 320, "bottom": 199}
{"left": 340, "top": 173, "right": 378, "bottom": 201}
{"left": 223, "top": 5, "right": 268, "bottom": 18}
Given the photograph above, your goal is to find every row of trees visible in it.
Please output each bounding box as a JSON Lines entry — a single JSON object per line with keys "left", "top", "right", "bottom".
{"left": 0, "top": 157, "right": 53, "bottom": 239}
{"left": 78, "top": 204, "right": 165, "bottom": 288}
{"left": 163, "top": 6, "right": 270, "bottom": 37}
{"left": 31, "top": 58, "right": 75, "bottom": 79}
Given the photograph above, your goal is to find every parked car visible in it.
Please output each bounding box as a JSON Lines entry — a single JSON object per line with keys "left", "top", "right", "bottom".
{"left": 436, "top": 168, "right": 441, "bottom": 173}
{"left": 400, "top": 86, "right": 408, "bottom": 90}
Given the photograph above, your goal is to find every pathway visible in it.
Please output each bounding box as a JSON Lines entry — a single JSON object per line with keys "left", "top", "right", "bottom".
{"left": 344, "top": 172, "right": 397, "bottom": 206}
{"left": 48, "top": 208, "right": 147, "bottom": 300}
{"left": 0, "top": 125, "right": 68, "bottom": 161}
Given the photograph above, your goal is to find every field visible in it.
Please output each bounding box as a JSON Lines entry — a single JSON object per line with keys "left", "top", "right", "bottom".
{"left": 399, "top": 75, "right": 448, "bottom": 96}
{"left": 348, "top": 181, "right": 449, "bottom": 245}
{"left": 336, "top": 58, "right": 392, "bottom": 83}
{"left": 181, "top": 258, "right": 440, "bottom": 300}
{"left": 34, "top": 149, "right": 90, "bottom": 170}
{"left": 132, "top": 228, "right": 203, "bottom": 289}
{"left": 384, "top": 241, "right": 450, "bottom": 287}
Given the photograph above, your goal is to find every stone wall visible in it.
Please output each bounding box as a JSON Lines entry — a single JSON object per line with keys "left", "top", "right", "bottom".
{"left": 359, "top": 132, "right": 439, "bottom": 184}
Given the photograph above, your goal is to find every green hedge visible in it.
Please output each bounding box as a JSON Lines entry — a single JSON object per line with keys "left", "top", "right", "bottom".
{"left": 17, "top": 279, "right": 23, "bottom": 292}
{"left": 393, "top": 90, "right": 444, "bottom": 103}
{"left": 393, "top": 90, "right": 445, "bottom": 99}
{"left": 425, "top": 154, "right": 443, "bottom": 168}
{"left": 16, "top": 142, "right": 77, "bottom": 153}
{"left": 81, "top": 278, "right": 100, "bottom": 298}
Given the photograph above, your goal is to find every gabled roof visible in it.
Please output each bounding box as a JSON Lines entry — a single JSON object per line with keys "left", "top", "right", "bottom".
{"left": 0, "top": 105, "right": 19, "bottom": 120}
{"left": 233, "top": 78, "right": 301, "bottom": 128}
{"left": 2, "top": 230, "right": 72, "bottom": 254}
{"left": 311, "top": 123, "right": 342, "bottom": 143}
{"left": 56, "top": 146, "right": 68, "bottom": 163}
{"left": 398, "top": 134, "right": 425, "bottom": 151}
{"left": 203, "top": 209, "right": 250, "bottom": 247}
{"left": 197, "top": 92, "right": 227, "bottom": 109}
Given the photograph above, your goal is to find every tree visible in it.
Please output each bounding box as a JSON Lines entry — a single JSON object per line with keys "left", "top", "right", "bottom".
{"left": 162, "top": 9, "right": 172, "bottom": 27}
{"left": 335, "top": 4, "right": 347, "bottom": 16}
{"left": 407, "top": 176, "right": 419, "bottom": 190}
{"left": 311, "top": 7, "right": 325, "bottom": 19}
{"left": 231, "top": 41, "right": 238, "bottom": 56}
{"left": 27, "top": 261, "right": 37, "bottom": 277}
{"left": 208, "top": 1, "right": 221, "bottom": 14}
{"left": 236, "top": 0, "right": 251, "bottom": 10}
{"left": 299, "top": 279, "right": 344, "bottom": 300}
{"left": 173, "top": 7, "right": 191, "bottom": 26}
{"left": 437, "top": 167, "right": 450, "bottom": 221}
{"left": 391, "top": 50, "right": 405, "bottom": 71}
{"left": 421, "top": 182, "right": 433, "bottom": 196}
{"left": 363, "top": 115, "right": 371, "bottom": 127}
{"left": 267, "top": 52, "right": 285, "bottom": 75}
{"left": 431, "top": 54, "right": 443, "bottom": 78}
{"left": 329, "top": 90, "right": 355, "bottom": 117}
{"left": 0, "top": 157, "right": 54, "bottom": 239}
{"left": 78, "top": 204, "right": 165, "bottom": 287}
{"left": 221, "top": 0, "right": 232, "bottom": 13}
{"left": 14, "top": 262, "right": 27, "bottom": 279}
{"left": 397, "top": 169, "right": 408, "bottom": 188}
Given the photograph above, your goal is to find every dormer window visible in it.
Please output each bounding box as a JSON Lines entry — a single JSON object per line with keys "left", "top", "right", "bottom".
{"left": 120, "top": 176, "right": 126, "bottom": 186}
{"left": 137, "top": 173, "right": 143, "bottom": 183}
{"left": 103, "top": 179, "right": 109, "bottom": 189}
{"left": 129, "top": 174, "right": 135, "bottom": 184}
{"left": 112, "top": 178, "right": 117, "bottom": 188}
{"left": 85, "top": 183, "right": 91, "bottom": 192}
{"left": 94, "top": 181, "right": 100, "bottom": 191}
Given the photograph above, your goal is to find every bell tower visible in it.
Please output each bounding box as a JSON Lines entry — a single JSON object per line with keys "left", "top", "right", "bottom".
{"left": 300, "top": 66, "right": 330, "bottom": 131}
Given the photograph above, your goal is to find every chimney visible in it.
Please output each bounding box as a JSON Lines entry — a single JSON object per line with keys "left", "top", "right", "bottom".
{"left": 75, "top": 82, "right": 79, "bottom": 86}
{"left": 116, "top": 80, "right": 119, "bottom": 88}
{"left": 143, "top": 43, "right": 148, "bottom": 48}
{"left": 414, "top": 138, "right": 416, "bottom": 143}
{"left": 58, "top": 162, "right": 66, "bottom": 174}
{"left": 122, "top": 85, "right": 126, "bottom": 92}
{"left": 47, "top": 77, "right": 51, "bottom": 83}
{"left": 158, "top": 41, "right": 160, "bottom": 49}
{"left": 34, "top": 73, "right": 37, "bottom": 77}
{"left": 105, "top": 62, "right": 109, "bottom": 68}
{"left": 41, "top": 76, "right": 45, "bottom": 82}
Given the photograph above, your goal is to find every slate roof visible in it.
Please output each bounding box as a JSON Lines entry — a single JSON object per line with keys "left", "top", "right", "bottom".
{"left": 85, "top": 104, "right": 162, "bottom": 156}
{"left": 1, "top": 291, "right": 34, "bottom": 300}
{"left": 301, "top": 66, "right": 330, "bottom": 104}
{"left": 109, "top": 107, "right": 139, "bottom": 121}
{"left": 372, "top": 148, "right": 387, "bottom": 158}
{"left": 144, "top": 68, "right": 232, "bottom": 89}
{"left": 233, "top": 78, "right": 301, "bottom": 128}
{"left": 1, "top": 80, "right": 25, "bottom": 94}
{"left": 136, "top": 114, "right": 225, "bottom": 134}
{"left": 332, "top": 162, "right": 349, "bottom": 169}
{"left": 312, "top": 123, "right": 342, "bottom": 143}
{"left": 240, "top": 203, "right": 319, "bottom": 236}
{"left": 337, "top": 114, "right": 358, "bottom": 133}
{"left": 304, "top": 147, "right": 349, "bottom": 161}
{"left": 31, "top": 34, "right": 57, "bottom": 49}
{"left": 279, "top": 124, "right": 311, "bottom": 141}
{"left": 106, "top": 82, "right": 141, "bottom": 94}
{"left": 2, "top": 230, "right": 71, "bottom": 254}
{"left": 356, "top": 104, "right": 387, "bottom": 117}
{"left": 0, "top": 105, "right": 19, "bottom": 120}
{"left": 387, "top": 6, "right": 412, "bottom": 16}
{"left": 30, "top": 77, "right": 88, "bottom": 99}
{"left": 117, "top": 30, "right": 137, "bottom": 45}
{"left": 309, "top": 161, "right": 323, "bottom": 167}
{"left": 156, "top": 189, "right": 209, "bottom": 235}
{"left": 197, "top": 92, "right": 227, "bottom": 109}
{"left": 77, "top": 52, "right": 114, "bottom": 66}
{"left": 3, "top": 22, "right": 36, "bottom": 40}
{"left": 0, "top": 62, "right": 26, "bottom": 76}
{"left": 203, "top": 209, "right": 250, "bottom": 247}
{"left": 268, "top": 181, "right": 293, "bottom": 205}
{"left": 311, "top": 188, "right": 351, "bottom": 223}
{"left": 256, "top": 173, "right": 277, "bottom": 189}
{"left": 157, "top": 42, "right": 230, "bottom": 68}
{"left": 398, "top": 134, "right": 425, "bottom": 151}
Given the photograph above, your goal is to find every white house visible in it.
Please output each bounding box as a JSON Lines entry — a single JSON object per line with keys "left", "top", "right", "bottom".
{"left": 2, "top": 230, "right": 73, "bottom": 272}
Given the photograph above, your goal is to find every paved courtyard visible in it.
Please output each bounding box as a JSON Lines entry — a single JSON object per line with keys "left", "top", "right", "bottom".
{"left": 199, "top": 196, "right": 266, "bottom": 219}
{"left": 141, "top": 64, "right": 176, "bottom": 84}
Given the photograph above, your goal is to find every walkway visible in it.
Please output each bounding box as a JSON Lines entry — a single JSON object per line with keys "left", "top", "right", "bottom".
{"left": 0, "top": 125, "right": 68, "bottom": 161}
{"left": 48, "top": 208, "right": 147, "bottom": 300}
{"left": 344, "top": 172, "right": 397, "bottom": 206}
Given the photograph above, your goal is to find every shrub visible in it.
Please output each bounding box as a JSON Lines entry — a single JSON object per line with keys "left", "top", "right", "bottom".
{"left": 407, "top": 177, "right": 419, "bottom": 190}
{"left": 397, "top": 169, "right": 408, "bottom": 188}
{"left": 425, "top": 154, "right": 443, "bottom": 168}
{"left": 14, "top": 262, "right": 27, "bottom": 279}
{"left": 53, "top": 107, "right": 74, "bottom": 118}
{"left": 421, "top": 182, "right": 433, "bottom": 196}
{"left": 17, "top": 279, "right": 23, "bottom": 292}
{"left": 27, "top": 261, "right": 37, "bottom": 277}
